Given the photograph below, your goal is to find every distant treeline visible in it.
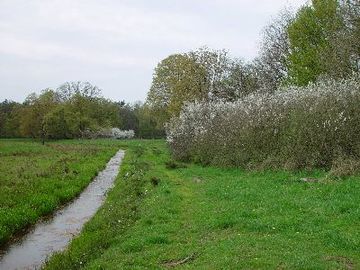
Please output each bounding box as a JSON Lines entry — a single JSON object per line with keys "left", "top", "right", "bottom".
{"left": 0, "top": 82, "right": 164, "bottom": 140}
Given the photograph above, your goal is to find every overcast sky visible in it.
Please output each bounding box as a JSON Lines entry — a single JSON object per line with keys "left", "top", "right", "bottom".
{"left": 0, "top": 0, "right": 308, "bottom": 103}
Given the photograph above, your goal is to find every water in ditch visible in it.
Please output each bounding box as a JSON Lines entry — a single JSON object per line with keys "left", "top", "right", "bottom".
{"left": 0, "top": 150, "right": 125, "bottom": 270}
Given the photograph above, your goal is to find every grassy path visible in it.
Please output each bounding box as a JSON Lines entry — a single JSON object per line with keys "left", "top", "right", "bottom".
{"left": 44, "top": 140, "right": 360, "bottom": 269}
{"left": 0, "top": 139, "right": 120, "bottom": 246}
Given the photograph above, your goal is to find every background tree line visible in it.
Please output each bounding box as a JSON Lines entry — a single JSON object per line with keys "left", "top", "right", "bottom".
{"left": 0, "top": 81, "right": 164, "bottom": 140}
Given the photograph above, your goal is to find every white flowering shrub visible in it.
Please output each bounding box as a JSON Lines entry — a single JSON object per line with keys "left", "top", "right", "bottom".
{"left": 111, "top": 128, "right": 135, "bottom": 139}
{"left": 89, "top": 128, "right": 135, "bottom": 139}
{"left": 166, "top": 74, "right": 360, "bottom": 171}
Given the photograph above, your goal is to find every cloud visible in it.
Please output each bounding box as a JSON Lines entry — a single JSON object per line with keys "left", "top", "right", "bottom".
{"left": 0, "top": 0, "right": 308, "bottom": 102}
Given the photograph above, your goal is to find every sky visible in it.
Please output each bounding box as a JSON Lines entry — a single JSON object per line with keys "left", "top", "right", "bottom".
{"left": 0, "top": 0, "right": 308, "bottom": 103}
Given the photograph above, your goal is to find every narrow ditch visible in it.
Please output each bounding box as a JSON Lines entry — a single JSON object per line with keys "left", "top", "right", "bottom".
{"left": 0, "top": 150, "right": 125, "bottom": 270}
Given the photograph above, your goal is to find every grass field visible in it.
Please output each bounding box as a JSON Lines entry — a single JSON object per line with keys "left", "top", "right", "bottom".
{"left": 0, "top": 139, "right": 121, "bottom": 246}
{"left": 41, "top": 140, "right": 360, "bottom": 269}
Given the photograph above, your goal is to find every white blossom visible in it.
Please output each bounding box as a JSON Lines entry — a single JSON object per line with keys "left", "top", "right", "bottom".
{"left": 166, "top": 73, "right": 360, "bottom": 168}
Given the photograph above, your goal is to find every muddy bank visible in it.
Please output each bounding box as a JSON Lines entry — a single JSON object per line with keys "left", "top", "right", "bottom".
{"left": 0, "top": 150, "right": 124, "bottom": 270}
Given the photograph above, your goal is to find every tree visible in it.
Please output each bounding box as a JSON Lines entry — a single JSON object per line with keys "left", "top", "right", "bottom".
{"left": 325, "top": 0, "right": 360, "bottom": 78}
{"left": 135, "top": 103, "right": 165, "bottom": 138}
{"left": 254, "top": 9, "right": 294, "bottom": 91}
{"left": 43, "top": 105, "right": 73, "bottom": 139}
{"left": 223, "top": 60, "right": 260, "bottom": 99}
{"left": 188, "top": 47, "right": 235, "bottom": 100}
{"left": 147, "top": 47, "right": 258, "bottom": 121}
{"left": 117, "top": 101, "right": 139, "bottom": 132}
{"left": 56, "top": 82, "right": 106, "bottom": 137}
{"left": 56, "top": 81, "right": 102, "bottom": 102}
{"left": 287, "top": 0, "right": 343, "bottom": 85}
{"left": 19, "top": 89, "right": 58, "bottom": 143}
{"left": 0, "top": 100, "right": 21, "bottom": 137}
{"left": 89, "top": 98, "right": 121, "bottom": 128}
{"left": 0, "top": 100, "right": 18, "bottom": 137}
{"left": 0, "top": 81, "right": 140, "bottom": 139}
{"left": 146, "top": 53, "right": 207, "bottom": 117}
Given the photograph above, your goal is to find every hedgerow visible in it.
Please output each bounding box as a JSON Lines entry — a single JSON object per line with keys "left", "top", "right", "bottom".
{"left": 166, "top": 74, "right": 360, "bottom": 173}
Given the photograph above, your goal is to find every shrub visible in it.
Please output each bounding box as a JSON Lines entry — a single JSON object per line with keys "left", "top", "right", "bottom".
{"left": 330, "top": 156, "right": 360, "bottom": 178}
{"left": 166, "top": 74, "right": 360, "bottom": 170}
{"left": 84, "top": 128, "right": 135, "bottom": 139}
{"left": 110, "top": 128, "right": 135, "bottom": 139}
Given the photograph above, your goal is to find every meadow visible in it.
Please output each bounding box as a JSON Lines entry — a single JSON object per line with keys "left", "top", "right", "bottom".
{"left": 37, "top": 139, "right": 360, "bottom": 269}
{"left": 0, "top": 0, "right": 359, "bottom": 268}
{"left": 0, "top": 139, "right": 120, "bottom": 246}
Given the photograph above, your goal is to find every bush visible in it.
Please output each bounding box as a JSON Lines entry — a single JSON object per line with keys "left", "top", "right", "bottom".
{"left": 166, "top": 74, "right": 360, "bottom": 170}
{"left": 330, "top": 156, "right": 360, "bottom": 178}
{"left": 83, "top": 128, "right": 135, "bottom": 139}
{"left": 111, "top": 128, "right": 135, "bottom": 139}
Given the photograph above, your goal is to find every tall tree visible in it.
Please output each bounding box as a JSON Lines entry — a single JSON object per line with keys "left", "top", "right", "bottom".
{"left": 146, "top": 53, "right": 207, "bottom": 117}
{"left": 287, "top": 0, "right": 343, "bottom": 85}
{"left": 254, "top": 9, "right": 294, "bottom": 91}
{"left": 187, "top": 47, "right": 233, "bottom": 100}
{"left": 147, "top": 47, "right": 256, "bottom": 121}
{"left": 43, "top": 105, "right": 73, "bottom": 139}
{"left": 222, "top": 60, "right": 260, "bottom": 99}
{"left": 19, "top": 89, "right": 58, "bottom": 143}
{"left": 0, "top": 100, "right": 21, "bottom": 137}
{"left": 56, "top": 81, "right": 101, "bottom": 102}
{"left": 326, "top": 0, "right": 360, "bottom": 77}
{"left": 56, "top": 82, "right": 105, "bottom": 136}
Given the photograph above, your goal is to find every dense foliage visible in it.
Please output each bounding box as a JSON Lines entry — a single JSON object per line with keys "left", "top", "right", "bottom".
{"left": 167, "top": 74, "right": 360, "bottom": 173}
{"left": 287, "top": 0, "right": 359, "bottom": 85}
{"left": 0, "top": 82, "right": 163, "bottom": 140}
{"left": 161, "top": 0, "right": 360, "bottom": 172}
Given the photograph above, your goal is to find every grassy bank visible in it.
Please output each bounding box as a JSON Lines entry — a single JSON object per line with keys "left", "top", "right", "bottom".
{"left": 44, "top": 140, "right": 360, "bottom": 269}
{"left": 0, "top": 139, "right": 121, "bottom": 246}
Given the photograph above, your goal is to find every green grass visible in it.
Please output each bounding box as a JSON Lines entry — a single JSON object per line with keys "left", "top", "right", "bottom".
{"left": 0, "top": 139, "right": 122, "bottom": 246}
{"left": 43, "top": 140, "right": 360, "bottom": 269}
